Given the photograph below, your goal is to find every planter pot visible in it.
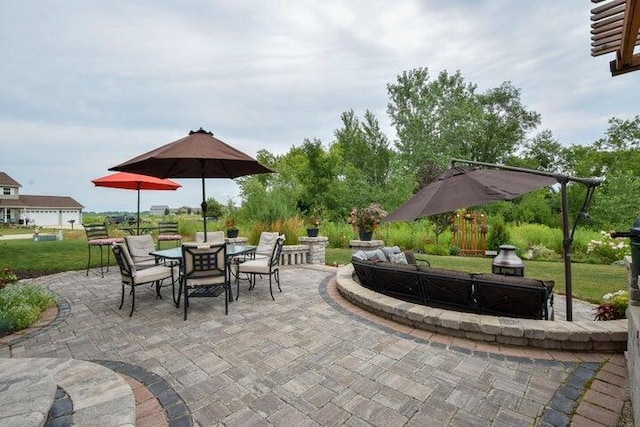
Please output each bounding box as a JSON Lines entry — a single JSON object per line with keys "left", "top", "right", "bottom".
{"left": 359, "top": 231, "right": 373, "bottom": 241}
{"left": 227, "top": 229, "right": 239, "bottom": 238}
{"left": 306, "top": 228, "right": 319, "bottom": 237}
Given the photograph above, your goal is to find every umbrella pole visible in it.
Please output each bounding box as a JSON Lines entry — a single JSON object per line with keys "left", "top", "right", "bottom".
{"left": 201, "top": 166, "right": 208, "bottom": 242}
{"left": 136, "top": 183, "right": 141, "bottom": 235}
{"left": 560, "top": 180, "right": 573, "bottom": 321}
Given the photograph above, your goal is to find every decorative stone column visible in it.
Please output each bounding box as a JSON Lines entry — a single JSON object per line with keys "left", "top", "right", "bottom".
{"left": 349, "top": 239, "right": 384, "bottom": 253}
{"left": 298, "top": 236, "right": 328, "bottom": 265}
{"left": 625, "top": 256, "right": 640, "bottom": 305}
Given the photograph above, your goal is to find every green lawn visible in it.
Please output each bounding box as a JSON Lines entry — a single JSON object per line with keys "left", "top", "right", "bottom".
{"left": 1, "top": 238, "right": 628, "bottom": 304}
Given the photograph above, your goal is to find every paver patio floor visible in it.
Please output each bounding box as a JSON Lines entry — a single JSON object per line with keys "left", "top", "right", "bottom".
{"left": 0, "top": 265, "right": 627, "bottom": 426}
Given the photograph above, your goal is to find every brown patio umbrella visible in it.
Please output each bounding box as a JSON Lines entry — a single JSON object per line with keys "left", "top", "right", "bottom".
{"left": 384, "top": 166, "right": 557, "bottom": 222}
{"left": 109, "top": 128, "right": 274, "bottom": 239}
{"left": 91, "top": 172, "right": 181, "bottom": 235}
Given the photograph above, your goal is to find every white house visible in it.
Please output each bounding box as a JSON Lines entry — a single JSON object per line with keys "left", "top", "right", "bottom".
{"left": 0, "top": 172, "right": 83, "bottom": 227}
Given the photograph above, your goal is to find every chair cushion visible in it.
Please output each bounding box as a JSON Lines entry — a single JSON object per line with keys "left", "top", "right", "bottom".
{"left": 158, "top": 234, "right": 182, "bottom": 241}
{"left": 256, "top": 232, "right": 279, "bottom": 255}
{"left": 184, "top": 275, "right": 226, "bottom": 287}
{"left": 238, "top": 258, "right": 272, "bottom": 274}
{"left": 195, "top": 231, "right": 225, "bottom": 243}
{"left": 125, "top": 235, "right": 156, "bottom": 264}
{"left": 88, "top": 238, "right": 112, "bottom": 246}
{"left": 136, "top": 265, "right": 177, "bottom": 284}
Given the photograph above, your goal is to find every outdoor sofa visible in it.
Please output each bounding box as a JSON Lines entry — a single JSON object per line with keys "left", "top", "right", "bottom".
{"left": 351, "top": 247, "right": 554, "bottom": 320}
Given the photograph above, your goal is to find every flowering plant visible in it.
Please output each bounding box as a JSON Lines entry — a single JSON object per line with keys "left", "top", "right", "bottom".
{"left": 587, "top": 231, "right": 630, "bottom": 264}
{"left": 0, "top": 267, "right": 18, "bottom": 289}
{"left": 307, "top": 214, "right": 322, "bottom": 228}
{"left": 306, "top": 207, "right": 323, "bottom": 228}
{"left": 224, "top": 216, "right": 237, "bottom": 230}
{"left": 594, "top": 289, "right": 628, "bottom": 320}
{"left": 348, "top": 203, "right": 388, "bottom": 233}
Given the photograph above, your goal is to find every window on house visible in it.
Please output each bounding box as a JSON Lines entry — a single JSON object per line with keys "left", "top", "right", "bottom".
{"left": 3, "top": 188, "right": 10, "bottom": 195}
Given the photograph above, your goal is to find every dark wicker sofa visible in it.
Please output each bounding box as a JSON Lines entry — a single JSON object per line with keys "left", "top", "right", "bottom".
{"left": 351, "top": 256, "right": 554, "bottom": 320}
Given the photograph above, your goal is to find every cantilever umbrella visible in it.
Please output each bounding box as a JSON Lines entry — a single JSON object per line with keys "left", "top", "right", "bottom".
{"left": 384, "top": 166, "right": 557, "bottom": 222}
{"left": 109, "top": 128, "right": 274, "bottom": 240}
{"left": 92, "top": 172, "right": 181, "bottom": 234}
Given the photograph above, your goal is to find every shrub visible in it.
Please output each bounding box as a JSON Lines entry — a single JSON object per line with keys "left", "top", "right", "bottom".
{"left": 0, "top": 283, "right": 55, "bottom": 334}
{"left": 424, "top": 244, "right": 450, "bottom": 256}
{"left": 487, "top": 216, "right": 510, "bottom": 250}
{"left": 0, "top": 267, "right": 18, "bottom": 289}
{"left": 587, "top": 231, "right": 630, "bottom": 264}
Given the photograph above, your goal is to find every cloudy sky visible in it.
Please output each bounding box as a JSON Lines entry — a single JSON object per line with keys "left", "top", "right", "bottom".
{"left": 2, "top": 1, "right": 638, "bottom": 213}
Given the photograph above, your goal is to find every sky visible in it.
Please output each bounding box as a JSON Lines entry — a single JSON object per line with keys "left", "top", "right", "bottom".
{"left": 2, "top": 1, "right": 638, "bottom": 213}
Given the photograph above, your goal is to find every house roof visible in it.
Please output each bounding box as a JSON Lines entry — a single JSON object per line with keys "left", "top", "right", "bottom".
{"left": 0, "top": 195, "right": 84, "bottom": 209}
{"left": 591, "top": 0, "right": 640, "bottom": 75}
{"left": 0, "top": 172, "right": 22, "bottom": 188}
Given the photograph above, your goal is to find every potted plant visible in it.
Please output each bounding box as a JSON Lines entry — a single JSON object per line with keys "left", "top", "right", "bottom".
{"left": 348, "top": 203, "right": 387, "bottom": 241}
{"left": 306, "top": 211, "right": 322, "bottom": 237}
{"left": 225, "top": 216, "right": 239, "bottom": 239}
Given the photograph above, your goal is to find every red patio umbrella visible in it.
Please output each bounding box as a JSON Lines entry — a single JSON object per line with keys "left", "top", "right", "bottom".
{"left": 91, "top": 172, "right": 181, "bottom": 234}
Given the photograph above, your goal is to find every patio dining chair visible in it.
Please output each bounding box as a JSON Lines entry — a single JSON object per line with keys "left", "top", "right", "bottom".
{"left": 83, "top": 223, "right": 124, "bottom": 277}
{"left": 235, "top": 235, "right": 284, "bottom": 301}
{"left": 157, "top": 221, "right": 182, "bottom": 248}
{"left": 178, "top": 242, "right": 229, "bottom": 320}
{"left": 111, "top": 243, "right": 177, "bottom": 316}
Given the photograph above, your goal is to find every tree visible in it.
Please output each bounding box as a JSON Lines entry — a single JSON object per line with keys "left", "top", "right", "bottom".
{"left": 472, "top": 82, "right": 540, "bottom": 163}
{"left": 386, "top": 68, "right": 541, "bottom": 174}
{"left": 386, "top": 68, "right": 478, "bottom": 172}
{"left": 508, "top": 129, "right": 565, "bottom": 173}
{"left": 333, "top": 109, "right": 392, "bottom": 187}
{"left": 205, "top": 198, "right": 224, "bottom": 219}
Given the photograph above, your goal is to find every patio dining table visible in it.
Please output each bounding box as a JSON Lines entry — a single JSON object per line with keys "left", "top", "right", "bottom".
{"left": 151, "top": 243, "right": 256, "bottom": 301}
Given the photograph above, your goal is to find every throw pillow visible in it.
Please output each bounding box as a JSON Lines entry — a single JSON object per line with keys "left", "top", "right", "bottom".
{"left": 390, "top": 252, "right": 408, "bottom": 264}
{"left": 403, "top": 250, "right": 417, "bottom": 265}
{"left": 352, "top": 250, "right": 368, "bottom": 260}
{"left": 364, "top": 249, "right": 387, "bottom": 262}
{"left": 381, "top": 246, "right": 401, "bottom": 260}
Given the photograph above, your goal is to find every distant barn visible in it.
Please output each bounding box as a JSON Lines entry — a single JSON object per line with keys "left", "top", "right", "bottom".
{"left": 150, "top": 205, "right": 170, "bottom": 216}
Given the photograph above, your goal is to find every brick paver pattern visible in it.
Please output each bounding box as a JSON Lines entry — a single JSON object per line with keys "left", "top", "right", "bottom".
{"left": 2, "top": 266, "right": 626, "bottom": 426}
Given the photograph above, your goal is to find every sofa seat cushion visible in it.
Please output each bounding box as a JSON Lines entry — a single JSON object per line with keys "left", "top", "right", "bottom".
{"left": 473, "top": 273, "right": 554, "bottom": 292}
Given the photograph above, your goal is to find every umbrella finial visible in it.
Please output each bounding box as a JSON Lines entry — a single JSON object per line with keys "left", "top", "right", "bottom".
{"left": 190, "top": 127, "right": 213, "bottom": 136}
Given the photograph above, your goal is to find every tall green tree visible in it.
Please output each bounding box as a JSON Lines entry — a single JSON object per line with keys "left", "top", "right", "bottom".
{"left": 386, "top": 67, "right": 541, "bottom": 174}
{"left": 333, "top": 109, "right": 392, "bottom": 188}
{"left": 386, "top": 68, "right": 477, "bottom": 172}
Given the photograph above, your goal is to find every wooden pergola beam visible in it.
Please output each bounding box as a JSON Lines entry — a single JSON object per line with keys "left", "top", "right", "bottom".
{"left": 591, "top": 0, "right": 640, "bottom": 75}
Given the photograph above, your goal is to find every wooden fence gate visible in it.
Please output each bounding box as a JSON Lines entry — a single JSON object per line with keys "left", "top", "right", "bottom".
{"left": 451, "top": 210, "right": 488, "bottom": 256}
